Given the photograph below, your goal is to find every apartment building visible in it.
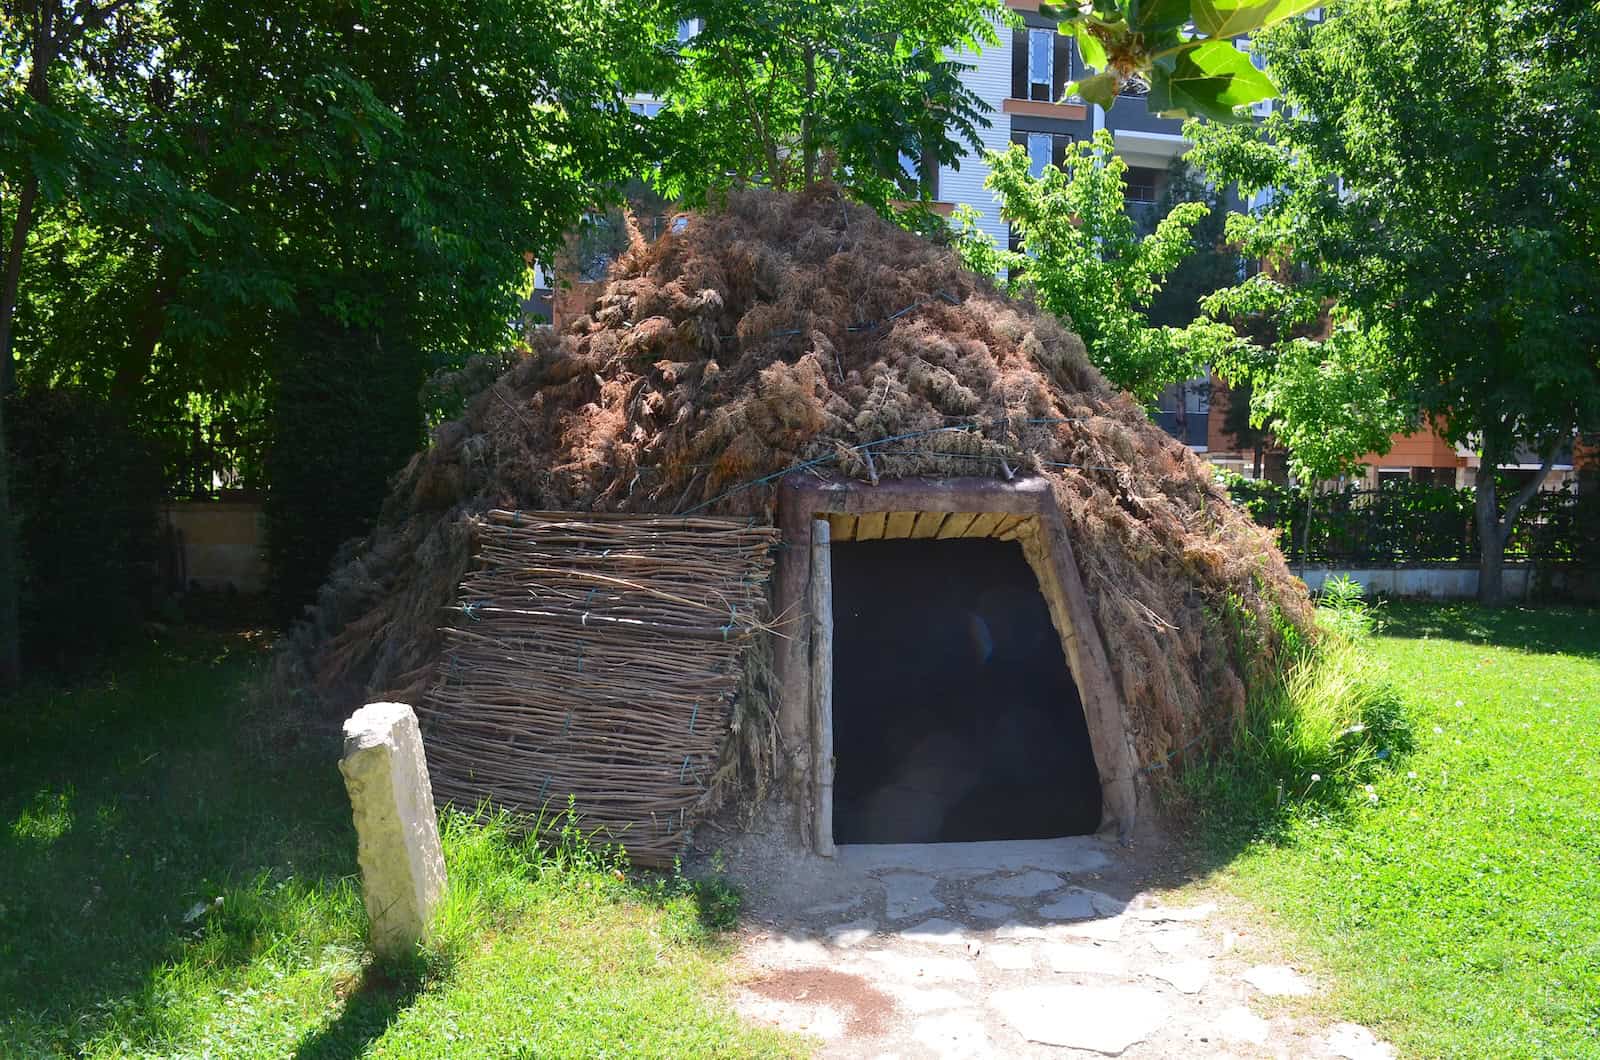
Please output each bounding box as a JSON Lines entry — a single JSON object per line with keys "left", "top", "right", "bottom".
{"left": 933, "top": 2, "right": 1198, "bottom": 255}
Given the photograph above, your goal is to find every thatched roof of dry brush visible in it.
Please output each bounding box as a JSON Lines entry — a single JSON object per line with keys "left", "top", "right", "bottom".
{"left": 282, "top": 184, "right": 1311, "bottom": 773}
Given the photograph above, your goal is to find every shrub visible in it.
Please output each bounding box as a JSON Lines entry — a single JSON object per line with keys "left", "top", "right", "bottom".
{"left": 264, "top": 316, "right": 426, "bottom": 623}
{"left": 6, "top": 388, "right": 163, "bottom": 668}
{"left": 1216, "top": 470, "right": 1592, "bottom": 567}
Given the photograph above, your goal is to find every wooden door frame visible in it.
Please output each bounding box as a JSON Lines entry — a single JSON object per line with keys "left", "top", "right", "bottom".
{"left": 773, "top": 474, "right": 1139, "bottom": 854}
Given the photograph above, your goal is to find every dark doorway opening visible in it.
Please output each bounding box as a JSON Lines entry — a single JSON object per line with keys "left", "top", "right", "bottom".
{"left": 830, "top": 537, "right": 1103, "bottom": 844}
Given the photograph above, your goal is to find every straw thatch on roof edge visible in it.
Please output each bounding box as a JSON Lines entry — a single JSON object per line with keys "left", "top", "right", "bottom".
{"left": 275, "top": 182, "right": 1313, "bottom": 809}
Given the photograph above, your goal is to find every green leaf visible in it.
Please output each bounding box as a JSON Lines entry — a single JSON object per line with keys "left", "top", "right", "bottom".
{"left": 1167, "top": 39, "right": 1277, "bottom": 120}
{"left": 1073, "top": 26, "right": 1109, "bottom": 71}
{"left": 1191, "top": 0, "right": 1323, "bottom": 39}
{"left": 1067, "top": 70, "right": 1121, "bottom": 109}
{"left": 1038, "top": 1, "right": 1088, "bottom": 22}
{"left": 1130, "top": 0, "right": 1193, "bottom": 34}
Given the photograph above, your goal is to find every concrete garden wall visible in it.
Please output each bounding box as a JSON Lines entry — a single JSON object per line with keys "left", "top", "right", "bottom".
{"left": 1293, "top": 564, "right": 1598, "bottom": 601}
{"left": 161, "top": 500, "right": 267, "bottom": 593}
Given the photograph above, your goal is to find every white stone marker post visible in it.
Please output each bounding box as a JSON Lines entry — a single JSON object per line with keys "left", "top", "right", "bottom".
{"left": 338, "top": 702, "right": 448, "bottom": 958}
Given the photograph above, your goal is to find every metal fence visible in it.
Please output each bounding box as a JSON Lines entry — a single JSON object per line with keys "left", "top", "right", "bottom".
{"left": 150, "top": 411, "right": 268, "bottom": 500}
{"left": 1223, "top": 478, "right": 1599, "bottom": 566}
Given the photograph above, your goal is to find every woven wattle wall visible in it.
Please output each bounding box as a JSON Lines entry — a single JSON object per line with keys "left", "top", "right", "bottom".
{"left": 420, "top": 510, "right": 778, "bottom": 865}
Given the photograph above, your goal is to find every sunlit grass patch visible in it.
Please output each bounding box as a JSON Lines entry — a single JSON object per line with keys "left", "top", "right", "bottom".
{"left": 1194, "top": 603, "right": 1600, "bottom": 1059}
{"left": 10, "top": 785, "right": 75, "bottom": 844}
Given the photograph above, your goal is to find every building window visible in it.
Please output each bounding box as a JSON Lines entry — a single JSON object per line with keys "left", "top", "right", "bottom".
{"left": 896, "top": 150, "right": 937, "bottom": 198}
{"left": 1185, "top": 380, "right": 1211, "bottom": 415}
{"left": 1028, "top": 28, "right": 1053, "bottom": 101}
{"left": 1124, "top": 167, "right": 1158, "bottom": 204}
{"left": 677, "top": 18, "right": 702, "bottom": 44}
{"left": 1026, "top": 132, "right": 1052, "bottom": 178}
{"left": 1012, "top": 129, "right": 1073, "bottom": 177}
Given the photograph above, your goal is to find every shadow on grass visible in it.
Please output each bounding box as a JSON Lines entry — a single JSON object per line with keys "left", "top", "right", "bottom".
{"left": 628, "top": 868, "right": 746, "bottom": 936}
{"left": 1376, "top": 600, "right": 1600, "bottom": 659}
{"left": 292, "top": 964, "right": 426, "bottom": 1060}
{"left": 0, "top": 628, "right": 359, "bottom": 1055}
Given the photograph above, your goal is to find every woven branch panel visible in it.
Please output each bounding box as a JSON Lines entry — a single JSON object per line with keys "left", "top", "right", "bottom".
{"left": 420, "top": 510, "right": 779, "bottom": 866}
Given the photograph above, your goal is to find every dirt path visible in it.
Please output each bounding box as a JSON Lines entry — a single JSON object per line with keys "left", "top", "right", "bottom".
{"left": 725, "top": 836, "right": 1395, "bottom": 1058}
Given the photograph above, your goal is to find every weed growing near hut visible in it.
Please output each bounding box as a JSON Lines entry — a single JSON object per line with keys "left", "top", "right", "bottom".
{"left": 1179, "top": 578, "right": 1411, "bottom": 835}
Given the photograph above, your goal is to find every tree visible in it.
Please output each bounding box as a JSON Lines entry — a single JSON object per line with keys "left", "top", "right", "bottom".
{"left": 1187, "top": 0, "right": 1600, "bottom": 604}
{"left": 652, "top": 0, "right": 1006, "bottom": 222}
{"left": 1141, "top": 158, "right": 1236, "bottom": 328}
{"left": 1, "top": 0, "right": 184, "bottom": 688}
{"left": 952, "top": 130, "right": 1238, "bottom": 403}
{"left": 1, "top": 0, "right": 679, "bottom": 663}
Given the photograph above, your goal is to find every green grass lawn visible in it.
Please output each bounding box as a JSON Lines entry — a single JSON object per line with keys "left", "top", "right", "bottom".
{"left": 1199, "top": 602, "right": 1600, "bottom": 1059}
{"left": 0, "top": 630, "right": 797, "bottom": 1059}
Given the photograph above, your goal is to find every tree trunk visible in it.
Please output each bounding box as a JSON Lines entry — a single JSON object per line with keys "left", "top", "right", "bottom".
{"left": 0, "top": 391, "right": 18, "bottom": 690}
{"left": 1474, "top": 440, "right": 1556, "bottom": 606}
{"left": 1473, "top": 456, "right": 1506, "bottom": 605}
{"left": 802, "top": 46, "right": 817, "bottom": 187}
{"left": 1298, "top": 487, "right": 1313, "bottom": 562}
{"left": 0, "top": 175, "right": 39, "bottom": 395}
{"left": 0, "top": 162, "right": 36, "bottom": 695}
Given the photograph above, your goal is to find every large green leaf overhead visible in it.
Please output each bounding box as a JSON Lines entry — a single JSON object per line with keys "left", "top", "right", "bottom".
{"left": 1042, "top": 0, "right": 1321, "bottom": 121}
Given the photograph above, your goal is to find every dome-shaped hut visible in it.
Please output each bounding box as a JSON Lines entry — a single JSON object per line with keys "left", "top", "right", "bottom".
{"left": 283, "top": 186, "right": 1312, "bottom": 866}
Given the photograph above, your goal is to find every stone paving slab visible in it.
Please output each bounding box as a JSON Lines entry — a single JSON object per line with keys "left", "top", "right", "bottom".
{"left": 835, "top": 837, "right": 1110, "bottom": 875}
{"left": 901, "top": 918, "right": 972, "bottom": 947}
{"left": 1147, "top": 925, "right": 1206, "bottom": 956}
{"left": 975, "top": 870, "right": 1067, "bottom": 899}
{"left": 1148, "top": 959, "right": 1211, "bottom": 994}
{"left": 825, "top": 918, "right": 878, "bottom": 948}
{"left": 882, "top": 871, "right": 943, "bottom": 920}
{"left": 857, "top": 948, "right": 981, "bottom": 983}
{"left": 1244, "top": 963, "right": 1316, "bottom": 997}
{"left": 1041, "top": 941, "right": 1129, "bottom": 976}
{"left": 1214, "top": 1004, "right": 1271, "bottom": 1046}
{"left": 982, "top": 942, "right": 1035, "bottom": 971}
{"left": 912, "top": 1010, "right": 996, "bottom": 1058}
{"left": 990, "top": 983, "right": 1168, "bottom": 1053}
{"left": 1328, "top": 1022, "right": 1397, "bottom": 1059}
{"left": 1128, "top": 901, "right": 1217, "bottom": 923}
{"left": 963, "top": 899, "right": 1017, "bottom": 921}
{"left": 881, "top": 982, "right": 970, "bottom": 1015}
{"left": 1039, "top": 887, "right": 1126, "bottom": 921}
{"left": 1061, "top": 913, "right": 1129, "bottom": 942}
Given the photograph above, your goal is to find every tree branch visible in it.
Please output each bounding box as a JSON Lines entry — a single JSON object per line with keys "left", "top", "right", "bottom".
{"left": 723, "top": 44, "right": 779, "bottom": 181}
{"left": 59, "top": 0, "right": 137, "bottom": 50}
{"left": 1500, "top": 444, "right": 1558, "bottom": 531}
